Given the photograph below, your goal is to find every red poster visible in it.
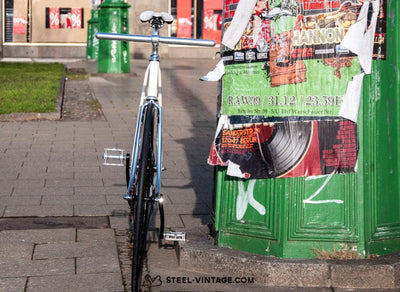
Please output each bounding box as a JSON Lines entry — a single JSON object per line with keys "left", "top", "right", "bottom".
{"left": 208, "top": 120, "right": 358, "bottom": 179}
{"left": 203, "top": 0, "right": 223, "bottom": 43}
{"left": 176, "top": 0, "right": 192, "bottom": 38}
{"left": 13, "top": 17, "right": 26, "bottom": 34}
{"left": 49, "top": 7, "right": 60, "bottom": 29}
{"left": 71, "top": 8, "right": 82, "bottom": 29}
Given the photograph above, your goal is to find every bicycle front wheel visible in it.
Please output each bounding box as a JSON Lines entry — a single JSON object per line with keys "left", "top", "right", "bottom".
{"left": 131, "top": 102, "right": 155, "bottom": 292}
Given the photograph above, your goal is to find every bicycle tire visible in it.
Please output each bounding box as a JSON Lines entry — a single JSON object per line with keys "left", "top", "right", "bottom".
{"left": 131, "top": 102, "right": 155, "bottom": 292}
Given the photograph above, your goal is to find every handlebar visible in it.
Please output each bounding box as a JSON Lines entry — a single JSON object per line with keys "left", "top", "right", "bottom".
{"left": 95, "top": 32, "right": 216, "bottom": 47}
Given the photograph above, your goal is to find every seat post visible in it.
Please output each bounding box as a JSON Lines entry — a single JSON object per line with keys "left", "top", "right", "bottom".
{"left": 150, "top": 26, "right": 160, "bottom": 61}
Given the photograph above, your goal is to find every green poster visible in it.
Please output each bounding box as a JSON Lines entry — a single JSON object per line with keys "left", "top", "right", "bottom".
{"left": 219, "top": 0, "right": 377, "bottom": 119}
{"left": 222, "top": 58, "right": 361, "bottom": 117}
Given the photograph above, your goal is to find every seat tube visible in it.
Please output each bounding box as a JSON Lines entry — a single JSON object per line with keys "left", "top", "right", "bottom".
{"left": 147, "top": 61, "right": 160, "bottom": 99}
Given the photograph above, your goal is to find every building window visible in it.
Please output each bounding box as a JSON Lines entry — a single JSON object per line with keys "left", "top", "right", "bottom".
{"left": 171, "top": 0, "right": 222, "bottom": 43}
{"left": 3, "top": 0, "right": 89, "bottom": 43}
{"left": 5, "top": 0, "right": 16, "bottom": 42}
{"left": 45, "top": 8, "right": 84, "bottom": 29}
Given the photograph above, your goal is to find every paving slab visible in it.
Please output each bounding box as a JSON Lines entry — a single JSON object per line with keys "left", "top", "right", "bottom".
{"left": 3, "top": 205, "right": 74, "bottom": 217}
{"left": 0, "top": 242, "right": 34, "bottom": 260}
{"left": 0, "top": 228, "right": 76, "bottom": 243}
{"left": 76, "top": 255, "right": 121, "bottom": 274}
{"left": 0, "top": 277, "right": 27, "bottom": 292}
{"left": 33, "top": 241, "right": 118, "bottom": 260}
{"left": 1, "top": 258, "right": 75, "bottom": 278}
{"left": 25, "top": 273, "right": 124, "bottom": 292}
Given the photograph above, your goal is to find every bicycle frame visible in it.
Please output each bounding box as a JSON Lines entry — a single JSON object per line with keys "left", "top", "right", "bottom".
{"left": 126, "top": 24, "right": 165, "bottom": 203}
{"left": 128, "top": 60, "right": 163, "bottom": 201}
{"left": 97, "top": 25, "right": 214, "bottom": 203}
{"left": 97, "top": 13, "right": 215, "bottom": 208}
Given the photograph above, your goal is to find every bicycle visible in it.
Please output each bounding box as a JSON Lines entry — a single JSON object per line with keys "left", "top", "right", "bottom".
{"left": 96, "top": 11, "right": 215, "bottom": 292}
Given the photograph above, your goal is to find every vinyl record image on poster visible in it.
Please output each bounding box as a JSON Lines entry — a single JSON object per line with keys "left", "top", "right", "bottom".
{"left": 208, "top": 119, "right": 358, "bottom": 178}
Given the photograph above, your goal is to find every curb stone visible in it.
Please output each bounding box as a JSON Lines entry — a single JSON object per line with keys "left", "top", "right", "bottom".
{"left": 179, "top": 227, "right": 400, "bottom": 291}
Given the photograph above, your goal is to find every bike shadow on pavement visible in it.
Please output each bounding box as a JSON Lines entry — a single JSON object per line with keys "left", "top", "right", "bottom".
{"left": 161, "top": 60, "right": 218, "bottom": 229}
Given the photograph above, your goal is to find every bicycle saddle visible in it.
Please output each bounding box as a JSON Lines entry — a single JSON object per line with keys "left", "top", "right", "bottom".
{"left": 140, "top": 11, "right": 174, "bottom": 24}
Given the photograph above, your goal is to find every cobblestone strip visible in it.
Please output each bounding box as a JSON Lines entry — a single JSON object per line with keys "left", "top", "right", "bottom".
{"left": 62, "top": 79, "right": 105, "bottom": 121}
{"left": 115, "top": 227, "right": 131, "bottom": 292}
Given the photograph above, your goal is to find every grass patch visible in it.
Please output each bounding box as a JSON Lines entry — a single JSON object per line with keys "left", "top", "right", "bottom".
{"left": 0, "top": 62, "right": 65, "bottom": 114}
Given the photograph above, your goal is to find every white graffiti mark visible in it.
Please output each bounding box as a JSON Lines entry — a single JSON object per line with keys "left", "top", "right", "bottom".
{"left": 111, "top": 22, "right": 117, "bottom": 63}
{"left": 236, "top": 180, "right": 266, "bottom": 220}
{"left": 303, "top": 173, "right": 344, "bottom": 205}
{"left": 123, "top": 50, "right": 128, "bottom": 64}
{"left": 111, "top": 41, "right": 117, "bottom": 63}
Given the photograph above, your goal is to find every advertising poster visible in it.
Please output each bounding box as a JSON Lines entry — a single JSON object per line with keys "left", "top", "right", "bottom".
{"left": 49, "top": 7, "right": 60, "bottom": 29}
{"left": 208, "top": 119, "right": 358, "bottom": 178}
{"left": 13, "top": 17, "right": 26, "bottom": 34}
{"left": 208, "top": 0, "right": 385, "bottom": 179}
{"left": 203, "top": 0, "right": 223, "bottom": 44}
{"left": 177, "top": 0, "right": 193, "bottom": 38}
{"left": 71, "top": 8, "right": 82, "bottom": 29}
{"left": 220, "top": 0, "right": 385, "bottom": 118}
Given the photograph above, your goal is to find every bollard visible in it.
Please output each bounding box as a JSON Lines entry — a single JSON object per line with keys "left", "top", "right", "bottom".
{"left": 86, "top": 9, "right": 100, "bottom": 60}
{"left": 97, "top": 0, "right": 130, "bottom": 73}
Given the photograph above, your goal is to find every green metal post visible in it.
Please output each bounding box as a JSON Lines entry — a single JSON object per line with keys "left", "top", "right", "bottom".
{"left": 97, "top": 0, "right": 130, "bottom": 73}
{"left": 361, "top": 0, "right": 400, "bottom": 256}
{"left": 86, "top": 9, "right": 100, "bottom": 60}
{"left": 214, "top": 1, "right": 400, "bottom": 259}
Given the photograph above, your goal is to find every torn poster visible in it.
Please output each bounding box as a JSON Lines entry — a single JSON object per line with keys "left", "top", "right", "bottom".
{"left": 208, "top": 0, "right": 386, "bottom": 179}
{"left": 208, "top": 117, "right": 358, "bottom": 178}
{"left": 220, "top": 0, "right": 385, "bottom": 121}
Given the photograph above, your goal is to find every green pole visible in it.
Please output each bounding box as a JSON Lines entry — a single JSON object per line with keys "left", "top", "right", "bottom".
{"left": 86, "top": 9, "right": 100, "bottom": 60}
{"left": 97, "top": 0, "right": 130, "bottom": 73}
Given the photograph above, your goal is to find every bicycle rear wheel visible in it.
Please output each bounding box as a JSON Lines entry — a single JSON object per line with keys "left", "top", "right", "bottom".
{"left": 131, "top": 102, "right": 156, "bottom": 292}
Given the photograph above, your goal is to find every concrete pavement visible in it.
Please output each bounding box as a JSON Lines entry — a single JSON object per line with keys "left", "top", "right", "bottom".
{"left": 0, "top": 57, "right": 232, "bottom": 291}
{"left": 1, "top": 57, "right": 400, "bottom": 291}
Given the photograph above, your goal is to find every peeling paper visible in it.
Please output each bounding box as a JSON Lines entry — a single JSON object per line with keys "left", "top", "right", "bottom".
{"left": 338, "top": 0, "right": 380, "bottom": 121}
{"left": 341, "top": 0, "right": 380, "bottom": 74}
{"left": 339, "top": 73, "right": 365, "bottom": 122}
{"left": 227, "top": 160, "right": 250, "bottom": 179}
{"left": 221, "top": 0, "right": 257, "bottom": 50}
{"left": 200, "top": 59, "right": 225, "bottom": 82}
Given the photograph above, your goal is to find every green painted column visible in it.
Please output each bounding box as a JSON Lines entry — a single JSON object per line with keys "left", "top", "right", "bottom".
{"left": 361, "top": 0, "right": 400, "bottom": 256}
{"left": 86, "top": 9, "right": 100, "bottom": 60}
{"left": 214, "top": 1, "right": 400, "bottom": 259}
{"left": 97, "top": 0, "right": 130, "bottom": 73}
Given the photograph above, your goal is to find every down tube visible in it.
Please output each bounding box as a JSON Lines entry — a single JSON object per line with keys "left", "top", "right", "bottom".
{"left": 126, "top": 103, "right": 147, "bottom": 197}
{"left": 155, "top": 103, "right": 162, "bottom": 196}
